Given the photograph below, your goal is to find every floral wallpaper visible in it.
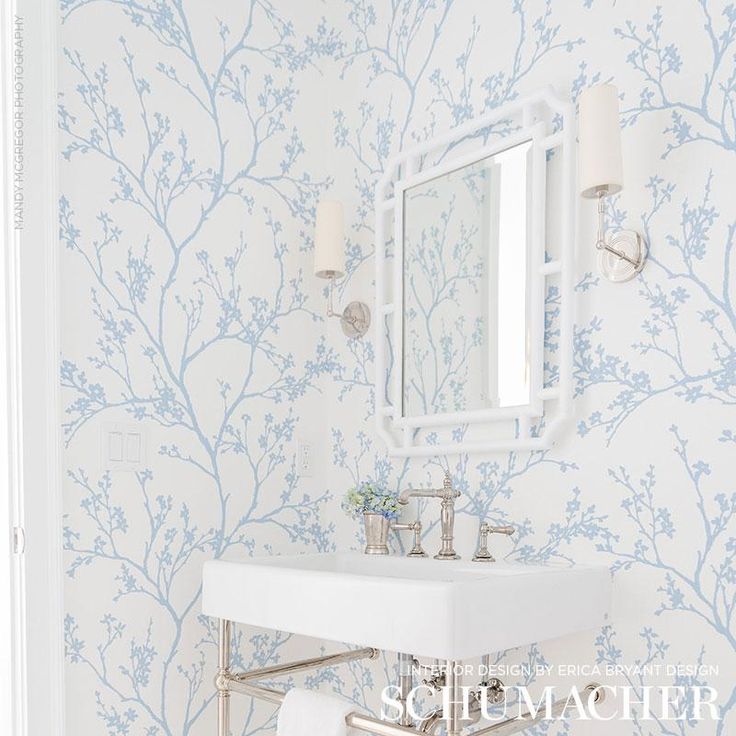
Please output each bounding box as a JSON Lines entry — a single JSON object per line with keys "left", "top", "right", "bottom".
{"left": 402, "top": 163, "right": 488, "bottom": 417}
{"left": 57, "top": 1, "right": 735, "bottom": 735}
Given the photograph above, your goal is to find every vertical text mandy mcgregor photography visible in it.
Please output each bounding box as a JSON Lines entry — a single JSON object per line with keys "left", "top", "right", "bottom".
{"left": 11, "top": 14, "right": 24, "bottom": 230}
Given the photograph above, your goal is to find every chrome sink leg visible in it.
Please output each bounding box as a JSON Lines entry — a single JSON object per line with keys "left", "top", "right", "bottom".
{"left": 398, "top": 653, "right": 414, "bottom": 726}
{"left": 444, "top": 659, "right": 461, "bottom": 736}
{"left": 216, "top": 619, "right": 231, "bottom": 736}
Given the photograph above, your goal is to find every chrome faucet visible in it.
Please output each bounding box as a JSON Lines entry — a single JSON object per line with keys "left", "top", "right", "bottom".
{"left": 472, "top": 522, "right": 515, "bottom": 562}
{"left": 398, "top": 472, "right": 461, "bottom": 560}
{"left": 392, "top": 519, "right": 427, "bottom": 558}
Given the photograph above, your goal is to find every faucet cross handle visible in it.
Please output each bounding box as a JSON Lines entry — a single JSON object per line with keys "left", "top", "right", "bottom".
{"left": 472, "top": 522, "right": 515, "bottom": 562}
{"left": 392, "top": 519, "right": 427, "bottom": 558}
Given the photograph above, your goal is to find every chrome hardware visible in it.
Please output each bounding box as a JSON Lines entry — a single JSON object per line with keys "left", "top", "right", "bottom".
{"left": 472, "top": 523, "right": 515, "bottom": 562}
{"left": 232, "top": 646, "right": 379, "bottom": 684}
{"left": 398, "top": 471, "right": 461, "bottom": 560}
{"left": 477, "top": 653, "right": 504, "bottom": 701}
{"left": 326, "top": 274, "right": 371, "bottom": 338}
{"left": 419, "top": 697, "right": 482, "bottom": 735}
{"left": 398, "top": 653, "right": 415, "bottom": 727}
{"left": 471, "top": 682, "right": 606, "bottom": 736}
{"left": 476, "top": 677, "right": 505, "bottom": 705}
{"left": 12, "top": 525, "right": 25, "bottom": 554}
{"left": 421, "top": 671, "right": 446, "bottom": 695}
{"left": 215, "top": 616, "right": 606, "bottom": 736}
{"left": 417, "top": 707, "right": 444, "bottom": 734}
{"left": 444, "top": 658, "right": 462, "bottom": 736}
{"left": 594, "top": 188, "right": 647, "bottom": 281}
{"left": 216, "top": 619, "right": 231, "bottom": 736}
{"left": 417, "top": 677, "right": 503, "bottom": 735}
{"left": 392, "top": 519, "right": 427, "bottom": 557}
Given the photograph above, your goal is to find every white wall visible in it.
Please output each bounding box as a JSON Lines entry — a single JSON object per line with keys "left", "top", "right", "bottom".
{"left": 57, "top": 2, "right": 735, "bottom": 734}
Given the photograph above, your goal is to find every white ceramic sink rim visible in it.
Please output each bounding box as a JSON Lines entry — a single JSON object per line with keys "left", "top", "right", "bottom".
{"left": 202, "top": 552, "right": 611, "bottom": 660}
{"left": 244, "top": 552, "right": 546, "bottom": 580}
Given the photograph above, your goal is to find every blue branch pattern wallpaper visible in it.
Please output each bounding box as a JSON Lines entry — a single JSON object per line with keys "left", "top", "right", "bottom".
{"left": 57, "top": 1, "right": 735, "bottom": 734}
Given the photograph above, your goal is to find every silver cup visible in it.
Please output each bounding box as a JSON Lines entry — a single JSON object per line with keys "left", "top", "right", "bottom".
{"left": 363, "top": 513, "right": 390, "bottom": 555}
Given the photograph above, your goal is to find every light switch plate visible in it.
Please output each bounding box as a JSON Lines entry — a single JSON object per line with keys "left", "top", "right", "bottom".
{"left": 297, "top": 440, "right": 313, "bottom": 477}
{"left": 102, "top": 422, "right": 147, "bottom": 472}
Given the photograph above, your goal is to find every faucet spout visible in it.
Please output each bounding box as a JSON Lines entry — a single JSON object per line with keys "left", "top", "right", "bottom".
{"left": 398, "top": 488, "right": 441, "bottom": 505}
{"left": 398, "top": 472, "right": 461, "bottom": 560}
{"left": 399, "top": 472, "right": 459, "bottom": 505}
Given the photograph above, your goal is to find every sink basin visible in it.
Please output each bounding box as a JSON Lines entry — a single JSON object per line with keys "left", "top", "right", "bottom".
{"left": 202, "top": 553, "right": 610, "bottom": 660}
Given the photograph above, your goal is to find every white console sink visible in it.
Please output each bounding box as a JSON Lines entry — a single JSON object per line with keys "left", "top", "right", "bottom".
{"left": 202, "top": 552, "right": 610, "bottom": 660}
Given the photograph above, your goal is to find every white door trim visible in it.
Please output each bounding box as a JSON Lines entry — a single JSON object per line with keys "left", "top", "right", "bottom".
{"left": 1, "top": 6, "right": 28, "bottom": 735}
{"left": 2, "top": 1, "right": 65, "bottom": 734}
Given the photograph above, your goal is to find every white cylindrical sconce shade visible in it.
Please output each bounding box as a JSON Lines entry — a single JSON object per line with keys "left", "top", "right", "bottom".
{"left": 314, "top": 200, "right": 345, "bottom": 279}
{"left": 578, "top": 84, "right": 624, "bottom": 199}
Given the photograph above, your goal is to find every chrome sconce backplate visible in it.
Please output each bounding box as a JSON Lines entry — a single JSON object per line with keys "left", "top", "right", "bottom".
{"left": 324, "top": 273, "right": 371, "bottom": 339}
{"left": 340, "top": 300, "right": 371, "bottom": 338}
{"left": 593, "top": 188, "right": 647, "bottom": 283}
{"left": 597, "top": 228, "right": 647, "bottom": 282}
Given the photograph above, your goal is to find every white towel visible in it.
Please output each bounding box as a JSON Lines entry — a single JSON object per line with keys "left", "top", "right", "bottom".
{"left": 277, "top": 688, "right": 357, "bottom": 736}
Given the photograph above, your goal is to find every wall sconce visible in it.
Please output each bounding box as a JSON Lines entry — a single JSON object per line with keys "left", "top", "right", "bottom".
{"left": 314, "top": 200, "right": 371, "bottom": 338}
{"left": 579, "top": 84, "right": 647, "bottom": 282}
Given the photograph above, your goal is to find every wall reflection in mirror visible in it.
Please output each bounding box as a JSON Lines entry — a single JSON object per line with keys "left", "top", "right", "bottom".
{"left": 402, "top": 140, "right": 532, "bottom": 418}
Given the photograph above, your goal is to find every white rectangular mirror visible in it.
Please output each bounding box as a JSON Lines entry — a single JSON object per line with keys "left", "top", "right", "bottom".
{"left": 402, "top": 140, "right": 533, "bottom": 418}
{"left": 375, "top": 89, "right": 576, "bottom": 456}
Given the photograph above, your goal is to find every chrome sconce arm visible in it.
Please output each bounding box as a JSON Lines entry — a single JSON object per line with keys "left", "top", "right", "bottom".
{"left": 593, "top": 187, "right": 647, "bottom": 280}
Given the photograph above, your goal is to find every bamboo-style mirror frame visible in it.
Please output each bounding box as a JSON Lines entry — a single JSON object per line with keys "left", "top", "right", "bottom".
{"left": 374, "top": 88, "right": 575, "bottom": 456}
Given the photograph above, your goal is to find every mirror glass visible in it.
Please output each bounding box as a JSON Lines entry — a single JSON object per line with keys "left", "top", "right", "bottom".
{"left": 402, "top": 140, "right": 532, "bottom": 418}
